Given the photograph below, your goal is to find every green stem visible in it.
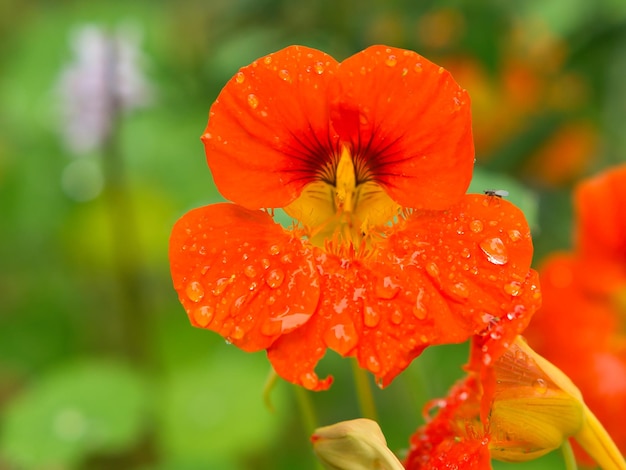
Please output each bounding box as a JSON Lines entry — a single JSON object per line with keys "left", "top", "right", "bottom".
{"left": 561, "top": 439, "right": 578, "bottom": 470}
{"left": 351, "top": 359, "right": 378, "bottom": 421}
{"left": 294, "top": 385, "right": 319, "bottom": 437}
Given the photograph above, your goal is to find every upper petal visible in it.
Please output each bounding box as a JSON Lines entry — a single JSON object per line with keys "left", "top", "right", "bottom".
{"left": 169, "top": 203, "right": 320, "bottom": 351}
{"left": 330, "top": 45, "right": 474, "bottom": 210}
{"left": 202, "top": 45, "right": 339, "bottom": 209}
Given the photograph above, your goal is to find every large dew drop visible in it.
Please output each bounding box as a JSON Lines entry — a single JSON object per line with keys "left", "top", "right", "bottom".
{"left": 479, "top": 237, "right": 508, "bottom": 265}
{"left": 323, "top": 322, "right": 358, "bottom": 356}
{"left": 375, "top": 276, "right": 400, "bottom": 300}
{"left": 265, "top": 268, "right": 285, "bottom": 288}
{"left": 185, "top": 281, "right": 205, "bottom": 302}
{"left": 363, "top": 306, "right": 381, "bottom": 327}
{"left": 192, "top": 305, "right": 213, "bottom": 327}
{"left": 247, "top": 93, "right": 259, "bottom": 109}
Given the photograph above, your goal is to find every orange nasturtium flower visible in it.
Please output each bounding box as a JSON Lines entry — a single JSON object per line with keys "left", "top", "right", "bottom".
{"left": 526, "top": 164, "right": 626, "bottom": 460}
{"left": 169, "top": 45, "right": 541, "bottom": 391}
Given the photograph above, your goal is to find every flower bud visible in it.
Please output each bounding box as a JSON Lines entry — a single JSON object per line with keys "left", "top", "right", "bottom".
{"left": 312, "top": 418, "right": 404, "bottom": 470}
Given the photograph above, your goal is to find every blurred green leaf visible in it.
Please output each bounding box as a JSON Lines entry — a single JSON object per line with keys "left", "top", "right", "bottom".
{"left": 0, "top": 359, "right": 149, "bottom": 469}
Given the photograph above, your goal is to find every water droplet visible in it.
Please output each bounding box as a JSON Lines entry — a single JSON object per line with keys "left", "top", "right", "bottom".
{"left": 200, "top": 265, "right": 210, "bottom": 275}
{"left": 425, "top": 262, "right": 440, "bottom": 281}
{"left": 266, "top": 295, "right": 276, "bottom": 305}
{"left": 243, "top": 265, "right": 257, "bottom": 278}
{"left": 230, "top": 325, "right": 245, "bottom": 340}
{"left": 533, "top": 378, "right": 548, "bottom": 394}
{"left": 323, "top": 322, "right": 358, "bottom": 355}
{"left": 300, "top": 372, "right": 318, "bottom": 389}
{"left": 375, "top": 276, "right": 400, "bottom": 299}
{"left": 261, "top": 258, "right": 270, "bottom": 269}
{"left": 385, "top": 55, "right": 397, "bottom": 67}
{"left": 212, "top": 275, "right": 234, "bottom": 296}
{"left": 413, "top": 288, "right": 428, "bottom": 319}
{"left": 479, "top": 237, "right": 508, "bottom": 265}
{"left": 269, "top": 245, "right": 280, "bottom": 255}
{"left": 482, "top": 353, "right": 492, "bottom": 365}
{"left": 461, "top": 247, "right": 471, "bottom": 258}
{"left": 185, "top": 281, "right": 205, "bottom": 302}
{"left": 401, "top": 67, "right": 408, "bottom": 77}
{"left": 508, "top": 229, "right": 522, "bottom": 242}
{"left": 390, "top": 309, "right": 403, "bottom": 324}
{"left": 266, "top": 268, "right": 285, "bottom": 288}
{"left": 314, "top": 61, "right": 325, "bottom": 74}
{"left": 504, "top": 281, "right": 522, "bottom": 296}
{"left": 278, "top": 69, "right": 291, "bottom": 81}
{"left": 366, "top": 355, "right": 381, "bottom": 373}
{"left": 235, "top": 71, "right": 245, "bottom": 84}
{"left": 438, "top": 66, "right": 444, "bottom": 74}
{"left": 192, "top": 305, "right": 213, "bottom": 327}
{"left": 469, "top": 220, "right": 484, "bottom": 233}
{"left": 363, "top": 306, "right": 381, "bottom": 327}
{"left": 263, "top": 56, "right": 272, "bottom": 65}
{"left": 447, "top": 282, "right": 469, "bottom": 300}
{"left": 247, "top": 93, "right": 259, "bottom": 109}
{"left": 414, "top": 63, "right": 423, "bottom": 73}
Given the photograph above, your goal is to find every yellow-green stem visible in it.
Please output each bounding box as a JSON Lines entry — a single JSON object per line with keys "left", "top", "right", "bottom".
{"left": 294, "top": 386, "right": 324, "bottom": 470}
{"left": 562, "top": 439, "right": 578, "bottom": 470}
{"left": 351, "top": 359, "right": 378, "bottom": 421}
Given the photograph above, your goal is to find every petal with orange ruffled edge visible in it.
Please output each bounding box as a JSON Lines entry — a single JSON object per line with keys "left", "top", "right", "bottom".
{"left": 202, "top": 46, "right": 339, "bottom": 210}
{"left": 169, "top": 203, "right": 320, "bottom": 351}
{"left": 267, "top": 194, "right": 540, "bottom": 390}
{"left": 330, "top": 45, "right": 474, "bottom": 210}
{"left": 203, "top": 45, "right": 474, "bottom": 212}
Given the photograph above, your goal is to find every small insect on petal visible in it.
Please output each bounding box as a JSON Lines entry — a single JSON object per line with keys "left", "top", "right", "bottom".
{"left": 484, "top": 189, "right": 509, "bottom": 198}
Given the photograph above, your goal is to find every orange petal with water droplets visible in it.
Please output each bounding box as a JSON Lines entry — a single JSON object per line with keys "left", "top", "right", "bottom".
{"left": 202, "top": 45, "right": 339, "bottom": 210}
{"left": 169, "top": 203, "right": 320, "bottom": 351}
{"left": 330, "top": 45, "right": 474, "bottom": 210}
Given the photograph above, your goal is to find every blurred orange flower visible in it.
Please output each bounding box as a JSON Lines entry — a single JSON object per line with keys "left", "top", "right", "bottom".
{"left": 169, "top": 45, "right": 540, "bottom": 391}
{"left": 526, "top": 164, "right": 626, "bottom": 459}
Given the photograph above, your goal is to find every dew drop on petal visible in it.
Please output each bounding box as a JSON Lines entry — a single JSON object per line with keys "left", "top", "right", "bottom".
{"left": 461, "top": 247, "right": 471, "bottom": 259}
{"left": 266, "top": 268, "right": 285, "bottom": 288}
{"left": 247, "top": 93, "right": 259, "bottom": 109}
{"left": 447, "top": 282, "right": 469, "bottom": 300}
{"left": 269, "top": 245, "right": 280, "bottom": 256}
{"left": 469, "top": 220, "right": 484, "bottom": 233}
{"left": 533, "top": 378, "right": 548, "bottom": 394}
{"left": 385, "top": 55, "right": 397, "bottom": 67}
{"left": 425, "top": 262, "right": 440, "bottom": 281}
{"left": 300, "top": 372, "right": 319, "bottom": 389}
{"left": 324, "top": 322, "right": 358, "bottom": 356}
{"left": 479, "top": 237, "right": 508, "bottom": 265}
{"left": 263, "top": 56, "right": 272, "bottom": 65}
{"left": 243, "top": 265, "right": 257, "bottom": 278}
{"left": 503, "top": 280, "right": 522, "bottom": 296}
{"left": 390, "top": 309, "right": 403, "bottom": 325}
{"left": 185, "top": 281, "right": 205, "bottom": 302}
{"left": 261, "top": 258, "right": 271, "bottom": 269}
{"left": 363, "top": 306, "right": 381, "bottom": 327}
{"left": 314, "top": 61, "right": 325, "bottom": 74}
{"left": 230, "top": 325, "right": 245, "bottom": 340}
{"left": 482, "top": 353, "right": 492, "bottom": 366}
{"left": 278, "top": 69, "right": 291, "bottom": 81}
{"left": 375, "top": 276, "right": 400, "bottom": 299}
{"left": 192, "top": 305, "right": 213, "bottom": 327}
{"left": 413, "top": 288, "right": 428, "bottom": 319}
{"left": 212, "top": 276, "right": 234, "bottom": 296}
{"left": 235, "top": 71, "right": 245, "bottom": 84}
{"left": 508, "top": 229, "right": 522, "bottom": 242}
{"left": 366, "top": 355, "right": 381, "bottom": 373}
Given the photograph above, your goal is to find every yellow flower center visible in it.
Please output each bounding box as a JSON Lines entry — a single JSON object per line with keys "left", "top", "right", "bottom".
{"left": 284, "top": 146, "right": 400, "bottom": 251}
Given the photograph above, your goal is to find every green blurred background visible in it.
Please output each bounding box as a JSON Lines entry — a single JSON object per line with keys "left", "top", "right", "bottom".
{"left": 1, "top": 0, "right": 625, "bottom": 468}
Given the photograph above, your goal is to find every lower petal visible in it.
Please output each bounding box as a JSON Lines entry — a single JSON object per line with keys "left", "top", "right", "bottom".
{"left": 169, "top": 203, "right": 320, "bottom": 352}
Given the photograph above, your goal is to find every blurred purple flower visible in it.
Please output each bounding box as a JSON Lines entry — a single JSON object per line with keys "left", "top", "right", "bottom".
{"left": 57, "top": 23, "right": 152, "bottom": 155}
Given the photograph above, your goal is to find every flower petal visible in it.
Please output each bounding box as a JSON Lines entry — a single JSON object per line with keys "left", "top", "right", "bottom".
{"left": 575, "top": 163, "right": 626, "bottom": 262}
{"left": 202, "top": 45, "right": 339, "bottom": 209}
{"left": 169, "top": 203, "right": 320, "bottom": 351}
{"left": 367, "top": 194, "right": 539, "bottom": 385}
{"left": 331, "top": 45, "right": 474, "bottom": 210}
